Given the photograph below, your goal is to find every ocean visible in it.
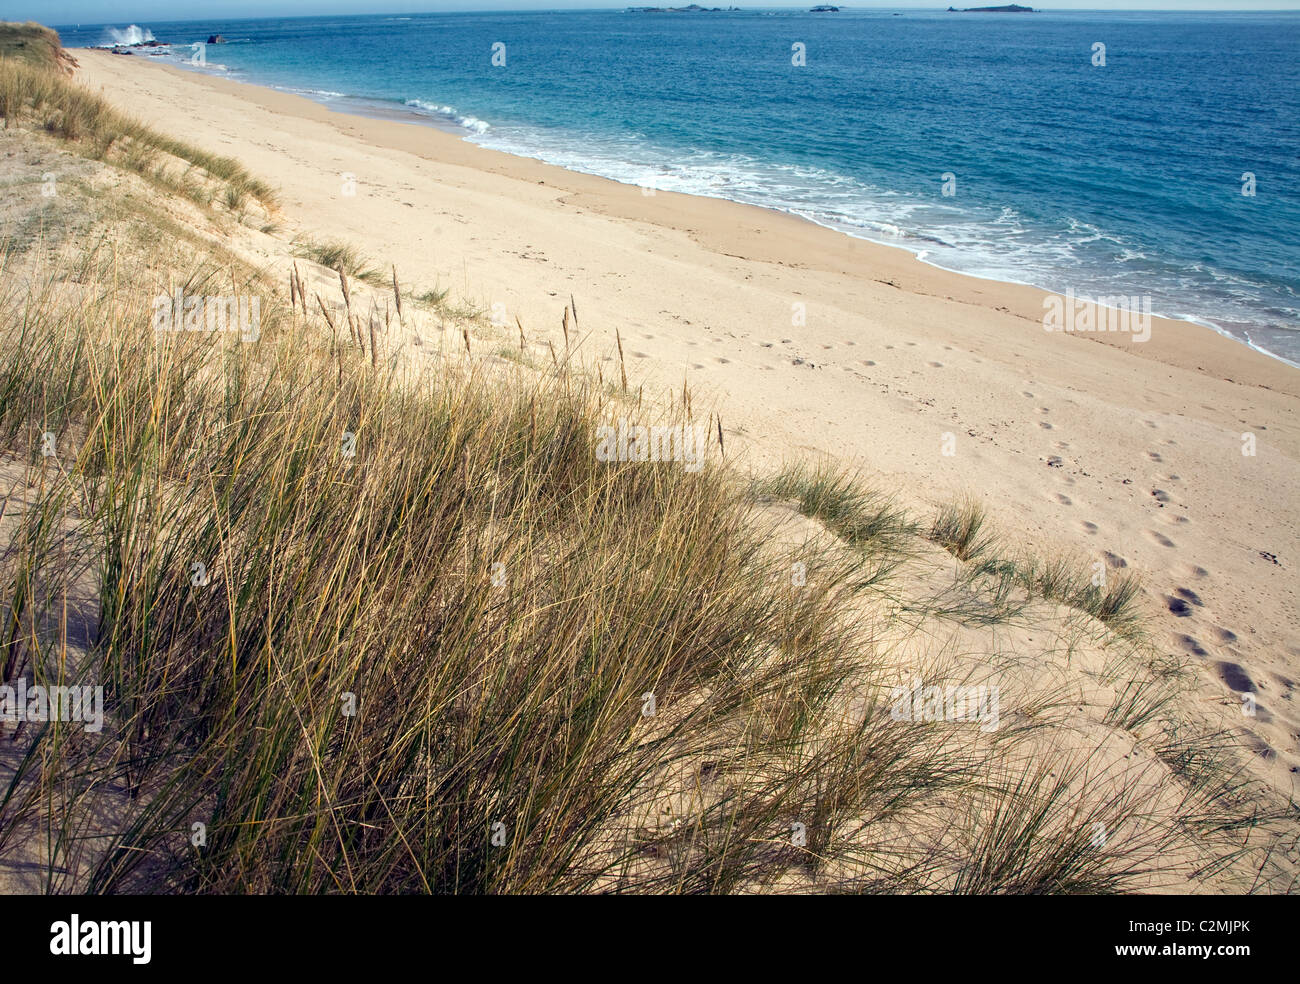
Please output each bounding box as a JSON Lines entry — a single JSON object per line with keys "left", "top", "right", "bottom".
{"left": 56, "top": 9, "right": 1300, "bottom": 365}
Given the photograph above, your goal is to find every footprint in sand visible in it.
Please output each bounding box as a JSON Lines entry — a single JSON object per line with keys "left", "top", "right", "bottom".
{"left": 863, "top": 360, "right": 877, "bottom": 367}
{"left": 1146, "top": 450, "right": 1163, "bottom": 462}
{"left": 1167, "top": 596, "right": 1195, "bottom": 617}
{"left": 1178, "top": 634, "right": 1209, "bottom": 656}
{"left": 1214, "top": 626, "right": 1238, "bottom": 644}
{"left": 1055, "top": 493, "right": 1073, "bottom": 505}
{"left": 1144, "top": 530, "right": 1176, "bottom": 548}
{"left": 1104, "top": 551, "right": 1127, "bottom": 568}
{"left": 1216, "top": 661, "right": 1256, "bottom": 694}
{"left": 1039, "top": 421, "right": 1054, "bottom": 430}
{"left": 1081, "top": 520, "right": 1099, "bottom": 534}
{"left": 1266, "top": 671, "right": 1294, "bottom": 692}
{"left": 1246, "top": 735, "right": 1276, "bottom": 755}
{"left": 1022, "top": 391, "right": 1035, "bottom": 398}
{"left": 715, "top": 357, "right": 731, "bottom": 365}
{"left": 1174, "top": 563, "right": 1209, "bottom": 580}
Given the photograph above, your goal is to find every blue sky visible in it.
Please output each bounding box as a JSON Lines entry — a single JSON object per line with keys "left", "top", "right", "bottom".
{"left": 22, "top": 1, "right": 1300, "bottom": 28}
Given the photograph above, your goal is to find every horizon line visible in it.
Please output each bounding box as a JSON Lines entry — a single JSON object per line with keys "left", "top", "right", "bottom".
{"left": 43, "top": 6, "right": 1300, "bottom": 27}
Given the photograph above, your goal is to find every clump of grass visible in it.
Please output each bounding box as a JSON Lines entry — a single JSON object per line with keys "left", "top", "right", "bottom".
{"left": 1012, "top": 554, "right": 1145, "bottom": 638}
{"left": 409, "top": 284, "right": 487, "bottom": 324}
{"left": 293, "top": 238, "right": 385, "bottom": 284}
{"left": 1090, "top": 570, "right": 1143, "bottom": 630}
{"left": 416, "top": 286, "right": 450, "bottom": 307}
{"left": 928, "top": 502, "right": 1145, "bottom": 638}
{"left": 952, "top": 757, "right": 1169, "bottom": 894}
{"left": 930, "top": 499, "right": 994, "bottom": 562}
{"left": 753, "top": 463, "right": 917, "bottom": 584}
{"left": 222, "top": 182, "right": 247, "bottom": 213}
{"left": 177, "top": 166, "right": 216, "bottom": 207}
{"left": 1106, "top": 658, "right": 1181, "bottom": 732}
{"left": 496, "top": 346, "right": 537, "bottom": 368}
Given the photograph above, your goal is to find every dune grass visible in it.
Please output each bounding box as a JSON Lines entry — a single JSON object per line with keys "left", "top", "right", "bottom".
{"left": 928, "top": 499, "right": 1145, "bottom": 638}
{"left": 293, "top": 238, "right": 383, "bottom": 284}
{"left": 0, "top": 248, "right": 959, "bottom": 892}
{"left": 0, "top": 23, "right": 73, "bottom": 72}
{"left": 752, "top": 464, "right": 917, "bottom": 588}
{"left": 930, "top": 499, "right": 994, "bottom": 563}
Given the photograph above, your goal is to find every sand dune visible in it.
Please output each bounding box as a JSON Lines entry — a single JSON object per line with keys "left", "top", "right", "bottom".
{"left": 74, "top": 50, "right": 1299, "bottom": 804}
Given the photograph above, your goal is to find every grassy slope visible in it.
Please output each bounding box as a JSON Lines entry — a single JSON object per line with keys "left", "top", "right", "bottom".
{"left": 0, "top": 24, "right": 1294, "bottom": 894}
{"left": 1, "top": 24, "right": 275, "bottom": 213}
{"left": 0, "top": 22, "right": 77, "bottom": 73}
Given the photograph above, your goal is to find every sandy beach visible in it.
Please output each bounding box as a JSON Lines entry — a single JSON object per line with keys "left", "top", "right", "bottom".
{"left": 71, "top": 49, "right": 1299, "bottom": 799}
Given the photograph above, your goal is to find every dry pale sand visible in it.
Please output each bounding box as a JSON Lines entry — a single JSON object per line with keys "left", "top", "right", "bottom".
{"left": 76, "top": 51, "right": 1299, "bottom": 800}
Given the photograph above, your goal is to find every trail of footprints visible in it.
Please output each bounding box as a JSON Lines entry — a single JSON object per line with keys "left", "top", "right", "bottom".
{"left": 1029, "top": 396, "right": 1286, "bottom": 754}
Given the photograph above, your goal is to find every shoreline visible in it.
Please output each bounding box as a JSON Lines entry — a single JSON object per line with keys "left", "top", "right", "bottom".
{"left": 78, "top": 45, "right": 1300, "bottom": 376}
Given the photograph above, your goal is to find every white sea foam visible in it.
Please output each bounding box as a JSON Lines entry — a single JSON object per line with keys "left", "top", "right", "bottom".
{"left": 98, "top": 25, "right": 155, "bottom": 47}
{"left": 404, "top": 100, "right": 490, "bottom": 134}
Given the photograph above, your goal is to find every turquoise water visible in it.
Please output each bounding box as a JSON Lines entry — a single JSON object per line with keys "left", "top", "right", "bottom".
{"left": 59, "top": 10, "right": 1300, "bottom": 364}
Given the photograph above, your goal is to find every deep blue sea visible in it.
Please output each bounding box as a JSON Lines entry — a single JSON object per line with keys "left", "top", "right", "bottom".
{"left": 57, "top": 10, "right": 1300, "bottom": 365}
